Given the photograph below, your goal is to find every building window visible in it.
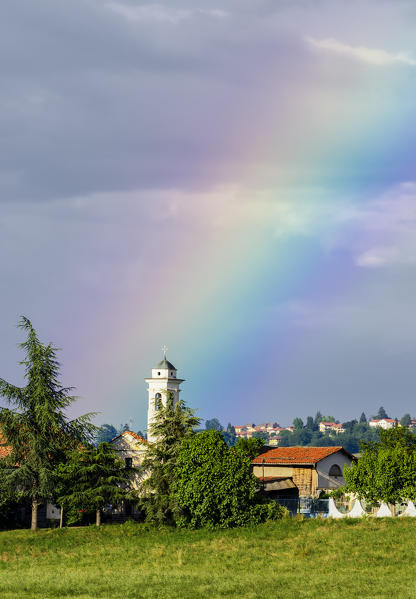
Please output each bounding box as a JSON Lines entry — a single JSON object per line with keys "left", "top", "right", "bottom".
{"left": 329, "top": 464, "right": 342, "bottom": 477}
{"left": 158, "top": 371, "right": 160, "bottom": 376}
{"left": 125, "top": 457, "right": 133, "bottom": 468}
{"left": 155, "top": 392, "right": 162, "bottom": 410}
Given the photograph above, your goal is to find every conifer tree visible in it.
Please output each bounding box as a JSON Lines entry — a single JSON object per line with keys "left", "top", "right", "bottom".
{"left": 55, "top": 443, "right": 136, "bottom": 526}
{"left": 140, "top": 392, "right": 200, "bottom": 525}
{"left": 0, "top": 317, "right": 95, "bottom": 530}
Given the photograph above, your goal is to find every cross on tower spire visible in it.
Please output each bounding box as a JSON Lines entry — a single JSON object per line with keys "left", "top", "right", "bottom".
{"left": 162, "top": 345, "right": 168, "bottom": 359}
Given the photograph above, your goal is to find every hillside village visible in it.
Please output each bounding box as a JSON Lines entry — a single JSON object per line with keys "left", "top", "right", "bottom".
{"left": 234, "top": 415, "right": 416, "bottom": 446}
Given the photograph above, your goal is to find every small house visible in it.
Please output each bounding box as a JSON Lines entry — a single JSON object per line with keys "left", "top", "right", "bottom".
{"left": 252, "top": 446, "right": 356, "bottom": 498}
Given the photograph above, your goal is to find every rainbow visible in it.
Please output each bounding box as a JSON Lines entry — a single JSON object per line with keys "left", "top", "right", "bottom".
{"left": 76, "top": 48, "right": 414, "bottom": 429}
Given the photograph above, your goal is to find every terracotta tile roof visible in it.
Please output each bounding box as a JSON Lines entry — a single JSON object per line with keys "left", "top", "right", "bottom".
{"left": 110, "top": 430, "right": 148, "bottom": 444}
{"left": 253, "top": 446, "right": 349, "bottom": 465}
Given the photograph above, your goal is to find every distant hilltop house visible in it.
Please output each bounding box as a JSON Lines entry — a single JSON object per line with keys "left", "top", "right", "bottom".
{"left": 234, "top": 423, "right": 293, "bottom": 440}
{"left": 319, "top": 421, "right": 345, "bottom": 434}
{"left": 252, "top": 446, "right": 356, "bottom": 499}
{"left": 369, "top": 418, "right": 396, "bottom": 430}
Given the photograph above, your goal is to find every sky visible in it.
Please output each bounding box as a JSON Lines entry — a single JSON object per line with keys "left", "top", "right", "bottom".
{"left": 1, "top": 0, "right": 416, "bottom": 431}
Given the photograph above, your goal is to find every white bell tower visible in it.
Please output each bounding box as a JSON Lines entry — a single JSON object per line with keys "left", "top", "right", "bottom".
{"left": 145, "top": 346, "right": 184, "bottom": 443}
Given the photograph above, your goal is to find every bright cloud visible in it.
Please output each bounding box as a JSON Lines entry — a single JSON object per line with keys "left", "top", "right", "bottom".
{"left": 306, "top": 36, "right": 416, "bottom": 67}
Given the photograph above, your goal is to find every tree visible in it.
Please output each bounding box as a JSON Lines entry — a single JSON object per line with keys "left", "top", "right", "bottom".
{"left": 0, "top": 317, "right": 95, "bottom": 530}
{"left": 252, "top": 430, "right": 269, "bottom": 443}
{"left": 55, "top": 443, "right": 136, "bottom": 526}
{"left": 305, "top": 416, "right": 317, "bottom": 432}
{"left": 222, "top": 423, "right": 237, "bottom": 447}
{"left": 359, "top": 412, "right": 367, "bottom": 424}
{"left": 293, "top": 417, "right": 304, "bottom": 430}
{"left": 314, "top": 411, "right": 323, "bottom": 425}
{"left": 377, "top": 406, "right": 389, "bottom": 419}
{"left": 234, "top": 437, "right": 264, "bottom": 459}
{"left": 173, "top": 430, "right": 283, "bottom": 528}
{"left": 400, "top": 414, "right": 412, "bottom": 428}
{"left": 95, "top": 424, "right": 118, "bottom": 444}
{"left": 139, "top": 393, "right": 200, "bottom": 525}
{"left": 344, "top": 427, "right": 416, "bottom": 504}
{"left": 205, "top": 418, "right": 223, "bottom": 431}
{"left": 320, "top": 415, "right": 336, "bottom": 423}
{"left": 342, "top": 420, "right": 357, "bottom": 434}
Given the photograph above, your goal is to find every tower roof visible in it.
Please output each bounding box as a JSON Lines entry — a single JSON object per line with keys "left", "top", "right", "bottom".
{"left": 153, "top": 357, "right": 176, "bottom": 370}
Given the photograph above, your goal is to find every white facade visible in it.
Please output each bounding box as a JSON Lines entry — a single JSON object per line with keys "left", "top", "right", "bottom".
{"left": 110, "top": 431, "right": 148, "bottom": 488}
{"left": 369, "top": 418, "right": 395, "bottom": 430}
{"left": 145, "top": 354, "right": 184, "bottom": 443}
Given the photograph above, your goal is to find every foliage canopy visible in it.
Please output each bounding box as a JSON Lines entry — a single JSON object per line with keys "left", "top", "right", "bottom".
{"left": 55, "top": 442, "right": 136, "bottom": 525}
{"left": 344, "top": 427, "right": 416, "bottom": 503}
{"left": 0, "top": 317, "right": 95, "bottom": 529}
{"left": 173, "top": 430, "right": 284, "bottom": 528}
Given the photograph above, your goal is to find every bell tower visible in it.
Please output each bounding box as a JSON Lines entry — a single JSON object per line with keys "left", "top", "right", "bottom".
{"left": 145, "top": 346, "right": 184, "bottom": 443}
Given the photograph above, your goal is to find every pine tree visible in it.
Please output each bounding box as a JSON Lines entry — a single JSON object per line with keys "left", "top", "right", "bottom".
{"left": 314, "top": 411, "right": 323, "bottom": 425}
{"left": 0, "top": 317, "right": 95, "bottom": 530}
{"left": 55, "top": 443, "right": 136, "bottom": 526}
{"left": 377, "top": 406, "right": 389, "bottom": 419}
{"left": 140, "top": 392, "right": 200, "bottom": 525}
{"left": 359, "top": 412, "right": 367, "bottom": 424}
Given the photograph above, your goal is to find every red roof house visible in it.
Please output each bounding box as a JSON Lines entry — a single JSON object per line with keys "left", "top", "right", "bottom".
{"left": 252, "top": 446, "right": 356, "bottom": 497}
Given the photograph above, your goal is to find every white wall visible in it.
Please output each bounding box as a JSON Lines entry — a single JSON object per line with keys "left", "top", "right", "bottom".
{"left": 316, "top": 452, "right": 353, "bottom": 490}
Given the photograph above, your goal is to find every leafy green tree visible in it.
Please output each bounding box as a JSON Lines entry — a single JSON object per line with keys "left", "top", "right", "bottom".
{"left": 234, "top": 437, "right": 264, "bottom": 458}
{"left": 400, "top": 414, "right": 412, "bottom": 428}
{"left": 95, "top": 424, "right": 118, "bottom": 444}
{"left": 320, "top": 415, "right": 336, "bottom": 423}
{"left": 359, "top": 412, "right": 367, "bottom": 424}
{"left": 252, "top": 430, "right": 269, "bottom": 443}
{"left": 377, "top": 406, "right": 389, "bottom": 419}
{"left": 140, "top": 393, "right": 200, "bottom": 525}
{"left": 173, "top": 430, "right": 283, "bottom": 528}
{"left": 344, "top": 427, "right": 416, "bottom": 504}
{"left": 0, "top": 317, "right": 95, "bottom": 530}
{"left": 55, "top": 442, "right": 136, "bottom": 526}
{"left": 205, "top": 418, "right": 223, "bottom": 431}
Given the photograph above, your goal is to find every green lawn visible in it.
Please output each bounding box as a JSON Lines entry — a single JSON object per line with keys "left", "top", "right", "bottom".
{"left": 0, "top": 518, "right": 415, "bottom": 599}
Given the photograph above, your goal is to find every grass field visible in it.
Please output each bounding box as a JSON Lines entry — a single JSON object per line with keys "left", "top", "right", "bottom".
{"left": 0, "top": 518, "right": 415, "bottom": 599}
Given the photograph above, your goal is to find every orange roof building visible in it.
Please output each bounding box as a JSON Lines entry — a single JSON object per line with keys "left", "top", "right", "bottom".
{"left": 252, "top": 446, "right": 356, "bottom": 498}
